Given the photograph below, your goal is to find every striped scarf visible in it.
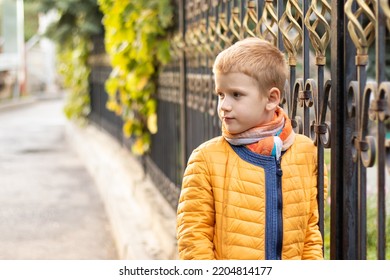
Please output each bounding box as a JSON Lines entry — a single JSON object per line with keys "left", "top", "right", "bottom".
{"left": 222, "top": 107, "right": 295, "bottom": 159}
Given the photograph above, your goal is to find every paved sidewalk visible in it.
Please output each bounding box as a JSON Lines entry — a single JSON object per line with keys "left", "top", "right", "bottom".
{"left": 0, "top": 97, "right": 118, "bottom": 259}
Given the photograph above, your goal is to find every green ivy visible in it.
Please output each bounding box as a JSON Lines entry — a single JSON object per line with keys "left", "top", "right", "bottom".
{"left": 35, "top": 0, "right": 103, "bottom": 124}
{"left": 98, "top": 0, "right": 173, "bottom": 155}
{"left": 60, "top": 37, "right": 91, "bottom": 125}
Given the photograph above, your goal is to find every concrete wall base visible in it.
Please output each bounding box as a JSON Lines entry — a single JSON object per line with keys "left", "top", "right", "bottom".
{"left": 66, "top": 122, "right": 178, "bottom": 260}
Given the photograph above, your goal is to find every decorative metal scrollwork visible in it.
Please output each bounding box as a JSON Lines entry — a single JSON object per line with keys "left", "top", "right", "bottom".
{"left": 198, "top": 74, "right": 209, "bottom": 112}
{"left": 158, "top": 71, "right": 180, "bottom": 104}
{"left": 380, "top": 0, "right": 390, "bottom": 31}
{"left": 184, "top": 26, "right": 197, "bottom": 67}
{"left": 193, "top": 74, "right": 201, "bottom": 111}
{"left": 359, "top": 82, "right": 377, "bottom": 167}
{"left": 208, "top": 75, "right": 218, "bottom": 116}
{"left": 299, "top": 80, "right": 314, "bottom": 108}
{"left": 371, "top": 82, "right": 390, "bottom": 173}
{"left": 256, "top": 0, "right": 278, "bottom": 45}
{"left": 187, "top": 74, "right": 211, "bottom": 112}
{"left": 207, "top": 14, "right": 218, "bottom": 58}
{"left": 308, "top": 79, "right": 332, "bottom": 148}
{"left": 348, "top": 81, "right": 385, "bottom": 168}
{"left": 187, "top": 73, "right": 196, "bottom": 108}
{"left": 242, "top": 0, "right": 258, "bottom": 38}
{"left": 216, "top": 7, "right": 231, "bottom": 50}
{"left": 171, "top": 32, "right": 185, "bottom": 60}
{"left": 348, "top": 81, "right": 360, "bottom": 162}
{"left": 347, "top": 81, "right": 358, "bottom": 118}
{"left": 369, "top": 82, "right": 390, "bottom": 123}
{"left": 345, "top": 0, "right": 376, "bottom": 61}
{"left": 279, "top": 0, "right": 304, "bottom": 66}
{"left": 304, "top": 0, "right": 332, "bottom": 65}
{"left": 200, "top": 0, "right": 209, "bottom": 12}
{"left": 229, "top": 5, "right": 243, "bottom": 42}
{"left": 194, "top": 0, "right": 202, "bottom": 18}
{"left": 345, "top": 0, "right": 377, "bottom": 170}
{"left": 197, "top": 18, "right": 208, "bottom": 67}
{"left": 291, "top": 79, "right": 304, "bottom": 134}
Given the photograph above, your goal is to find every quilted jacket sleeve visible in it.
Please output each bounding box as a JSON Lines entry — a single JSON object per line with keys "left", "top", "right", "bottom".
{"left": 302, "top": 149, "right": 329, "bottom": 260}
{"left": 176, "top": 147, "right": 216, "bottom": 260}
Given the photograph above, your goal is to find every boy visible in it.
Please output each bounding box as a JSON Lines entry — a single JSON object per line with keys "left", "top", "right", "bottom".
{"left": 176, "top": 37, "right": 325, "bottom": 260}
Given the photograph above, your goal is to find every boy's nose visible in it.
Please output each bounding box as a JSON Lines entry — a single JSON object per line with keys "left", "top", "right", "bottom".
{"left": 220, "top": 98, "right": 232, "bottom": 111}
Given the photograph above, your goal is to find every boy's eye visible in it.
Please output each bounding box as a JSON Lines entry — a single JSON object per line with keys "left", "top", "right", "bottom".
{"left": 233, "top": 92, "right": 241, "bottom": 97}
{"left": 216, "top": 92, "right": 224, "bottom": 98}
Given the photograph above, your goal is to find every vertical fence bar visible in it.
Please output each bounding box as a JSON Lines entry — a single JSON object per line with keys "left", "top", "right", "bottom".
{"left": 179, "top": 0, "right": 188, "bottom": 177}
{"left": 357, "top": 61, "right": 368, "bottom": 260}
{"left": 376, "top": 0, "right": 387, "bottom": 260}
{"left": 303, "top": 0, "right": 310, "bottom": 137}
{"left": 279, "top": 0, "right": 304, "bottom": 135}
{"left": 277, "top": 0, "right": 284, "bottom": 51}
{"left": 343, "top": 2, "right": 359, "bottom": 260}
{"left": 304, "top": 0, "right": 332, "bottom": 253}
{"left": 330, "top": 0, "right": 348, "bottom": 259}
{"left": 317, "top": 67, "right": 325, "bottom": 250}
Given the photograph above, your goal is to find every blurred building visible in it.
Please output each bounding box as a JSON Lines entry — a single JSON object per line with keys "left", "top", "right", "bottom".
{"left": 0, "top": 0, "right": 58, "bottom": 98}
{"left": 0, "top": 0, "right": 24, "bottom": 99}
{"left": 25, "top": 10, "right": 58, "bottom": 95}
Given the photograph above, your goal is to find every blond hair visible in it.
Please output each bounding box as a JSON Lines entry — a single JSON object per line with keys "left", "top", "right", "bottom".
{"left": 212, "top": 37, "right": 288, "bottom": 94}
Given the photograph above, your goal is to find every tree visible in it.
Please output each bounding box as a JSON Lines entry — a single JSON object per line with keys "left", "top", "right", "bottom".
{"left": 24, "top": 0, "right": 104, "bottom": 123}
{"left": 32, "top": 0, "right": 103, "bottom": 44}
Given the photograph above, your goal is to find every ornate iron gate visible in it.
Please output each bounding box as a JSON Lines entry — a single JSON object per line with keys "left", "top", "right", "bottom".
{"left": 148, "top": 0, "right": 390, "bottom": 259}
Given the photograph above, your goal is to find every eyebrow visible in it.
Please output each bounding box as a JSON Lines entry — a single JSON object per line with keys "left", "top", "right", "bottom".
{"left": 215, "top": 86, "right": 245, "bottom": 93}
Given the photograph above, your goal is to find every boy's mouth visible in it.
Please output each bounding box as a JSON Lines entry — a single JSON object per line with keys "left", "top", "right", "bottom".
{"left": 222, "top": 117, "right": 234, "bottom": 123}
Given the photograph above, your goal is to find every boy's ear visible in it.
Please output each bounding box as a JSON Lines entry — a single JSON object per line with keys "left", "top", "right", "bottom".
{"left": 265, "top": 87, "right": 281, "bottom": 111}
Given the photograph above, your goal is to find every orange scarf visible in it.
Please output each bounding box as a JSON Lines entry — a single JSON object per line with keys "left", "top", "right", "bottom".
{"left": 222, "top": 107, "right": 295, "bottom": 158}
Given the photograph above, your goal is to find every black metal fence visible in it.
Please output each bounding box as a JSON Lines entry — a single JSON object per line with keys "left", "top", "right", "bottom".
{"left": 88, "top": 35, "right": 123, "bottom": 143}
{"left": 89, "top": 0, "right": 390, "bottom": 260}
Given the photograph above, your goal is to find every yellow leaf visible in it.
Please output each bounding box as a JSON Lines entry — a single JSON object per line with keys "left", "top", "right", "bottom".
{"left": 105, "top": 99, "right": 122, "bottom": 115}
{"left": 132, "top": 138, "right": 146, "bottom": 155}
{"left": 147, "top": 113, "right": 158, "bottom": 134}
{"left": 123, "top": 120, "right": 133, "bottom": 138}
{"left": 105, "top": 77, "right": 118, "bottom": 96}
{"left": 106, "top": 100, "right": 118, "bottom": 111}
{"left": 137, "top": 76, "right": 148, "bottom": 90}
{"left": 125, "top": 72, "right": 138, "bottom": 93}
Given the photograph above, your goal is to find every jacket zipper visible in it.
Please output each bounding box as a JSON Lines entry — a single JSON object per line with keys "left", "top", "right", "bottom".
{"left": 276, "top": 158, "right": 283, "bottom": 260}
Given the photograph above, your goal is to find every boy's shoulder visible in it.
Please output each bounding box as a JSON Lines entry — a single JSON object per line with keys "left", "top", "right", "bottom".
{"left": 293, "top": 133, "right": 314, "bottom": 145}
{"left": 187, "top": 136, "right": 230, "bottom": 163}
{"left": 289, "top": 133, "right": 317, "bottom": 155}
{"left": 195, "top": 135, "right": 228, "bottom": 151}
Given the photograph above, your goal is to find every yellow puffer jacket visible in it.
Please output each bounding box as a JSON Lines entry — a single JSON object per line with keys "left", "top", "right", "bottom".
{"left": 177, "top": 134, "right": 326, "bottom": 260}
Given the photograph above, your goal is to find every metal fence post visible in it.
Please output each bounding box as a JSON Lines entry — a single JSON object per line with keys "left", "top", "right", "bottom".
{"left": 179, "top": 0, "right": 188, "bottom": 178}
{"left": 331, "top": 0, "right": 359, "bottom": 260}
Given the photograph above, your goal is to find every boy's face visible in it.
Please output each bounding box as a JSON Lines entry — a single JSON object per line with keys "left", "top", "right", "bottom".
{"left": 215, "top": 72, "right": 274, "bottom": 134}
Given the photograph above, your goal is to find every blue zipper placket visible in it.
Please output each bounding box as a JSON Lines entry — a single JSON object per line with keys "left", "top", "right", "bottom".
{"left": 275, "top": 157, "right": 283, "bottom": 260}
{"left": 229, "top": 144, "right": 283, "bottom": 260}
